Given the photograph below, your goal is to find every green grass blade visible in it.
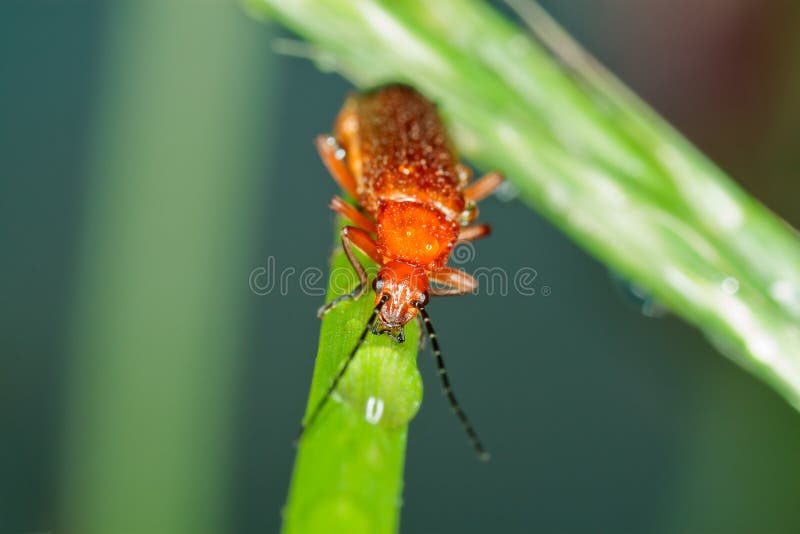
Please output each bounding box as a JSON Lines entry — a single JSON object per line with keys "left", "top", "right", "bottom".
{"left": 283, "top": 232, "right": 422, "bottom": 534}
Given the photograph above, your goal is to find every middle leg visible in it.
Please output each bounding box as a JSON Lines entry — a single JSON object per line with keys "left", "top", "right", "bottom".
{"left": 329, "top": 195, "right": 376, "bottom": 233}
{"left": 458, "top": 223, "right": 491, "bottom": 242}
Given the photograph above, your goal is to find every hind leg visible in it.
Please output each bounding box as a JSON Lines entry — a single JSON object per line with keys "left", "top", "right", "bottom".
{"left": 316, "top": 134, "right": 358, "bottom": 198}
{"left": 464, "top": 171, "right": 503, "bottom": 204}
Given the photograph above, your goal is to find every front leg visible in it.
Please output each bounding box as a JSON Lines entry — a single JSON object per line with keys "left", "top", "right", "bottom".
{"left": 428, "top": 267, "right": 478, "bottom": 296}
{"left": 317, "top": 226, "right": 382, "bottom": 318}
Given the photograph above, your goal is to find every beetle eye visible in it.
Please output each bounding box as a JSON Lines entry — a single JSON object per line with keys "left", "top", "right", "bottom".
{"left": 372, "top": 277, "right": 384, "bottom": 292}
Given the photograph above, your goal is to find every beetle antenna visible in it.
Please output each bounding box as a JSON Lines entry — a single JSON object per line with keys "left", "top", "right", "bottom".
{"left": 295, "top": 294, "right": 390, "bottom": 444}
{"left": 419, "top": 307, "right": 490, "bottom": 461}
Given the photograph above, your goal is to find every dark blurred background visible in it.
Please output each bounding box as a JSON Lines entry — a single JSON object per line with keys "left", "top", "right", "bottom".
{"left": 2, "top": 1, "right": 799, "bottom": 533}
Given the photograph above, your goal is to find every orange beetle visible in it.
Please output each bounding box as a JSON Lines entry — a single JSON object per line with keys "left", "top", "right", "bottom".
{"left": 303, "top": 84, "right": 502, "bottom": 459}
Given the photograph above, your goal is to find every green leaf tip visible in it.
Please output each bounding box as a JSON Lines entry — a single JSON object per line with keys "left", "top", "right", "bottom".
{"left": 283, "top": 234, "right": 420, "bottom": 534}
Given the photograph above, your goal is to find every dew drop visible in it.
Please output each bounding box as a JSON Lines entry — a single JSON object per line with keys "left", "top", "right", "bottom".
{"left": 494, "top": 180, "right": 519, "bottom": 202}
{"left": 770, "top": 279, "right": 800, "bottom": 315}
{"left": 721, "top": 276, "right": 739, "bottom": 295}
{"left": 609, "top": 270, "right": 669, "bottom": 318}
{"left": 365, "top": 396, "right": 385, "bottom": 424}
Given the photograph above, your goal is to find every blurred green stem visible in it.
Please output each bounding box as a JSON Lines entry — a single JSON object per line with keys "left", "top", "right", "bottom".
{"left": 244, "top": 0, "right": 800, "bottom": 531}
{"left": 62, "top": 4, "right": 271, "bottom": 533}
{"left": 247, "top": 0, "right": 800, "bottom": 405}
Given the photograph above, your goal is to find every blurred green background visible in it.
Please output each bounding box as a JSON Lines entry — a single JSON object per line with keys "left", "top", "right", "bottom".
{"left": 2, "top": 1, "right": 799, "bottom": 533}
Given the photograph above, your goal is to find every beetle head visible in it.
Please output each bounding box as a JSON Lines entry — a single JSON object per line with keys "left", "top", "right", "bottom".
{"left": 372, "top": 261, "right": 429, "bottom": 341}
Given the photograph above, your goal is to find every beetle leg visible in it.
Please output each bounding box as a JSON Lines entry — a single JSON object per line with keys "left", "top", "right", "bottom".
{"left": 428, "top": 267, "right": 478, "bottom": 296}
{"left": 458, "top": 223, "right": 491, "bottom": 242}
{"left": 329, "top": 195, "right": 376, "bottom": 233}
{"left": 317, "top": 226, "right": 381, "bottom": 318}
{"left": 464, "top": 171, "right": 503, "bottom": 204}
{"left": 315, "top": 134, "right": 359, "bottom": 199}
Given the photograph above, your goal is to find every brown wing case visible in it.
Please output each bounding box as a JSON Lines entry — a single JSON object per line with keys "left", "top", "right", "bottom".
{"left": 334, "top": 84, "right": 466, "bottom": 221}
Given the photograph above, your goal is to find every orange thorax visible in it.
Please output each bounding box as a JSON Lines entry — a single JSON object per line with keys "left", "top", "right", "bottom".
{"left": 376, "top": 200, "right": 458, "bottom": 269}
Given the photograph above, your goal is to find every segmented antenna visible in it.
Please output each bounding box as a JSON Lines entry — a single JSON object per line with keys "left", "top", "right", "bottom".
{"left": 419, "top": 307, "right": 490, "bottom": 461}
{"left": 296, "top": 294, "right": 390, "bottom": 443}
